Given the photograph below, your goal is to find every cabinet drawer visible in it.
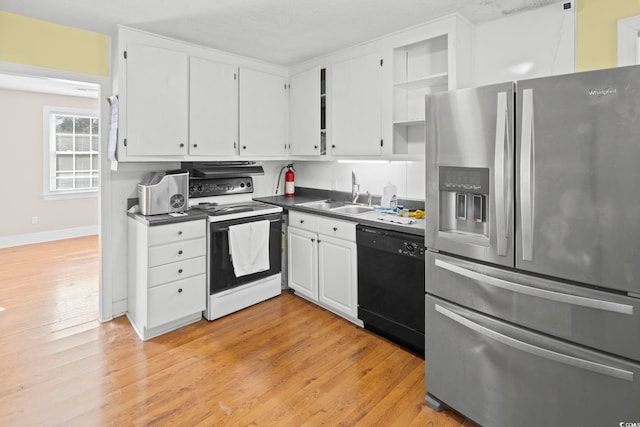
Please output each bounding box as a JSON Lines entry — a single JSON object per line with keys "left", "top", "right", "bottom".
{"left": 318, "top": 217, "right": 355, "bottom": 241}
{"left": 148, "top": 256, "right": 206, "bottom": 287}
{"left": 148, "top": 238, "right": 206, "bottom": 267}
{"left": 289, "top": 211, "right": 319, "bottom": 232}
{"left": 148, "top": 275, "right": 206, "bottom": 328}
{"left": 426, "top": 295, "right": 640, "bottom": 427}
{"left": 148, "top": 220, "right": 205, "bottom": 247}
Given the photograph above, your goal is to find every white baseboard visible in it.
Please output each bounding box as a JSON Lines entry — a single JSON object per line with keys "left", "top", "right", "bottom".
{"left": 0, "top": 225, "right": 99, "bottom": 249}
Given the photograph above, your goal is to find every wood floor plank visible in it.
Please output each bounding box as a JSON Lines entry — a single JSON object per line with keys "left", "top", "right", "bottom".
{"left": 0, "top": 236, "right": 470, "bottom": 426}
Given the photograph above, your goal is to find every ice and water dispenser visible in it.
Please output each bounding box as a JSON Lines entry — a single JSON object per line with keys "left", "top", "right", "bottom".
{"left": 438, "top": 167, "right": 489, "bottom": 238}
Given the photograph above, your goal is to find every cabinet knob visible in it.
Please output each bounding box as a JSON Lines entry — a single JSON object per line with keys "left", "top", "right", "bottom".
{"left": 332, "top": 145, "right": 336, "bottom": 149}
{"left": 311, "top": 238, "right": 315, "bottom": 242}
{"left": 193, "top": 144, "right": 198, "bottom": 148}
{"left": 178, "top": 288, "right": 183, "bottom": 293}
{"left": 178, "top": 269, "right": 183, "bottom": 274}
{"left": 178, "top": 231, "right": 183, "bottom": 235}
{"left": 300, "top": 220, "right": 304, "bottom": 224}
{"left": 333, "top": 227, "right": 338, "bottom": 231}
{"left": 243, "top": 145, "right": 247, "bottom": 150}
{"left": 317, "top": 239, "right": 321, "bottom": 243}
{"left": 179, "top": 143, "right": 185, "bottom": 148}
{"left": 178, "top": 250, "right": 183, "bottom": 255}
{"left": 314, "top": 145, "right": 318, "bottom": 149}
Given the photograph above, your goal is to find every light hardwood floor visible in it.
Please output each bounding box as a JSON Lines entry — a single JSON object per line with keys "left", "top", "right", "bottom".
{"left": 0, "top": 235, "right": 473, "bottom": 426}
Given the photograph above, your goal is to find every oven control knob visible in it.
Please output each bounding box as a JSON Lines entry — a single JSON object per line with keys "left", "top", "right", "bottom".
{"left": 240, "top": 182, "right": 245, "bottom": 188}
{"left": 247, "top": 182, "right": 252, "bottom": 187}
{"left": 404, "top": 243, "right": 416, "bottom": 253}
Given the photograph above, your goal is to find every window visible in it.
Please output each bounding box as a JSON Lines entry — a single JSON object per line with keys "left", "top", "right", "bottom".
{"left": 44, "top": 107, "right": 99, "bottom": 198}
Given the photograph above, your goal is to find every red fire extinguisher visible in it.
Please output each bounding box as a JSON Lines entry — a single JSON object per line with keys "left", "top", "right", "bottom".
{"left": 285, "top": 164, "right": 295, "bottom": 197}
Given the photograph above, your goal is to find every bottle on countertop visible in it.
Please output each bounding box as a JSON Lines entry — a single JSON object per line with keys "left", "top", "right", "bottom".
{"left": 381, "top": 182, "right": 397, "bottom": 208}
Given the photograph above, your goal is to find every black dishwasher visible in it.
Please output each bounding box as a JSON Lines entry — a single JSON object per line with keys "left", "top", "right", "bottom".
{"left": 356, "top": 224, "right": 425, "bottom": 356}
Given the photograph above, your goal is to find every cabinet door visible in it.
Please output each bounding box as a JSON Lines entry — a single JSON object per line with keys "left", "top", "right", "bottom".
{"left": 318, "top": 235, "right": 357, "bottom": 318}
{"left": 331, "top": 53, "right": 382, "bottom": 156}
{"left": 239, "top": 68, "right": 287, "bottom": 157}
{"left": 189, "top": 57, "right": 238, "bottom": 156}
{"left": 288, "top": 227, "right": 318, "bottom": 301}
{"left": 289, "top": 67, "right": 320, "bottom": 156}
{"left": 125, "top": 43, "right": 189, "bottom": 156}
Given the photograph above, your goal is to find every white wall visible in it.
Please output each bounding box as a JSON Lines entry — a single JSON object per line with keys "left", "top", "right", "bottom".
{"left": 0, "top": 88, "right": 99, "bottom": 245}
{"left": 473, "top": 2, "right": 575, "bottom": 86}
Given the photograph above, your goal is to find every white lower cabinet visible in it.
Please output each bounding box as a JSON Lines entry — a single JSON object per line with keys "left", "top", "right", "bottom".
{"left": 288, "top": 211, "right": 359, "bottom": 323}
{"left": 128, "top": 217, "right": 207, "bottom": 340}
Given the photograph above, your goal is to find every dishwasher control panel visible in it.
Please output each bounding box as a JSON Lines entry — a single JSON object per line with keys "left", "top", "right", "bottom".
{"left": 400, "top": 242, "right": 425, "bottom": 258}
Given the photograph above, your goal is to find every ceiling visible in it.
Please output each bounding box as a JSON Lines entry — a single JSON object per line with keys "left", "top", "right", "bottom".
{"left": 0, "top": 0, "right": 564, "bottom": 66}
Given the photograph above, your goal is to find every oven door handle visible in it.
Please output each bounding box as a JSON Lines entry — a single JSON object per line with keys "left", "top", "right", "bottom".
{"left": 212, "top": 217, "right": 281, "bottom": 232}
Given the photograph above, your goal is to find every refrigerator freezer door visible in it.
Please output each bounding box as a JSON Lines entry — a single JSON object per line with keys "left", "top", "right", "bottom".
{"left": 425, "top": 82, "right": 515, "bottom": 267}
{"left": 516, "top": 65, "right": 640, "bottom": 294}
{"left": 426, "top": 251, "right": 640, "bottom": 361}
{"left": 425, "top": 295, "right": 640, "bottom": 427}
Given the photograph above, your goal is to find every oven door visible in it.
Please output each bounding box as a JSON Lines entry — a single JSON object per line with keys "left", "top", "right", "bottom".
{"left": 209, "top": 212, "right": 282, "bottom": 295}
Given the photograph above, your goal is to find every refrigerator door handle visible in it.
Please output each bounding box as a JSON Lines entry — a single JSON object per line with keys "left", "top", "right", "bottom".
{"left": 435, "top": 259, "right": 634, "bottom": 315}
{"left": 435, "top": 304, "right": 635, "bottom": 381}
{"left": 494, "top": 91, "right": 509, "bottom": 257}
{"left": 520, "top": 88, "right": 535, "bottom": 261}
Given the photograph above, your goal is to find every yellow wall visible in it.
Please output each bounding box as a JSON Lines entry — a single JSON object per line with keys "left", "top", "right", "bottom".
{"left": 576, "top": 0, "right": 640, "bottom": 71}
{"left": 0, "top": 11, "right": 109, "bottom": 76}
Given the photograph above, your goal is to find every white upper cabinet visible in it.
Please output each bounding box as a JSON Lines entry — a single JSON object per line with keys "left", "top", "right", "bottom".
{"left": 331, "top": 53, "right": 383, "bottom": 156}
{"left": 289, "top": 67, "right": 321, "bottom": 156}
{"left": 189, "top": 57, "right": 238, "bottom": 156}
{"left": 124, "top": 43, "right": 189, "bottom": 156}
{"left": 239, "top": 68, "right": 288, "bottom": 157}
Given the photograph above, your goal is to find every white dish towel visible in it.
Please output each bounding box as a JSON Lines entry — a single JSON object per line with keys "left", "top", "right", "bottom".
{"left": 228, "top": 220, "right": 270, "bottom": 277}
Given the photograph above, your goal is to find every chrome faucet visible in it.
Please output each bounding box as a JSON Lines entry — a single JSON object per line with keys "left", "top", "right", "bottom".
{"left": 366, "top": 191, "right": 372, "bottom": 207}
{"left": 351, "top": 170, "right": 359, "bottom": 204}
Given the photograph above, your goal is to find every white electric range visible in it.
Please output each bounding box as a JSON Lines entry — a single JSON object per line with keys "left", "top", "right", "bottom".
{"left": 188, "top": 176, "right": 283, "bottom": 321}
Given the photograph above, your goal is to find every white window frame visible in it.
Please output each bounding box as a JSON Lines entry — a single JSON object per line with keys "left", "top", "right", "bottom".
{"left": 43, "top": 106, "right": 99, "bottom": 200}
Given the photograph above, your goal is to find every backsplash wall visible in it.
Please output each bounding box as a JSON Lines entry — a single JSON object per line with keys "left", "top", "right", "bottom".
{"left": 281, "top": 161, "right": 426, "bottom": 201}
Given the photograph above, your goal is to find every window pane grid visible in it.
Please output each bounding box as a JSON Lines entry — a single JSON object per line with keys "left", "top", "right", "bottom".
{"left": 51, "top": 113, "right": 99, "bottom": 192}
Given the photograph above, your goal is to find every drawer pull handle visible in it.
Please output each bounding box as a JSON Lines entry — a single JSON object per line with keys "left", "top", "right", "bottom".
{"left": 435, "top": 303, "right": 634, "bottom": 381}
{"left": 178, "top": 250, "right": 183, "bottom": 255}
{"left": 333, "top": 227, "right": 338, "bottom": 231}
{"left": 435, "top": 259, "right": 634, "bottom": 315}
{"left": 178, "top": 288, "right": 183, "bottom": 293}
{"left": 178, "top": 269, "right": 183, "bottom": 274}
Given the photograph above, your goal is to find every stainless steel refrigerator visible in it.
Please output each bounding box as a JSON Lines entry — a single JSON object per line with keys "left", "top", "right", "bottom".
{"left": 424, "top": 65, "right": 640, "bottom": 427}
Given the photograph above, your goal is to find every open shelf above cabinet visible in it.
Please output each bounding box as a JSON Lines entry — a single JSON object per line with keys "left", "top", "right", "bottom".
{"left": 393, "top": 119, "right": 425, "bottom": 127}
{"left": 391, "top": 33, "right": 450, "bottom": 157}
{"left": 393, "top": 72, "right": 448, "bottom": 90}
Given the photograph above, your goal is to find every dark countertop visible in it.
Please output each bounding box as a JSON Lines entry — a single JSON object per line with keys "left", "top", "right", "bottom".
{"left": 127, "top": 210, "right": 209, "bottom": 226}
{"left": 255, "top": 191, "right": 425, "bottom": 237}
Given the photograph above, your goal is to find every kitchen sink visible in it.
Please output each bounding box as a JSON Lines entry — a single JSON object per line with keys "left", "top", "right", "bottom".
{"left": 330, "top": 205, "right": 374, "bottom": 215}
{"left": 295, "top": 200, "right": 346, "bottom": 210}
{"left": 296, "top": 200, "right": 374, "bottom": 215}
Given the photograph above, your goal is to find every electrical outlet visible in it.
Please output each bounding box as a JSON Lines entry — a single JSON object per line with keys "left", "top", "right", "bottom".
{"left": 32, "top": 216, "right": 38, "bottom": 225}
